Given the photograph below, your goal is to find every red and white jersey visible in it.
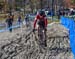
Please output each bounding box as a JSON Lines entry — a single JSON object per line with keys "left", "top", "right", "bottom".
{"left": 33, "top": 14, "right": 48, "bottom": 29}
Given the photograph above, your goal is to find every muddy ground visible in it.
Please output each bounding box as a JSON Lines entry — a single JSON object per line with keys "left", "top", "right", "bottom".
{"left": 0, "top": 22, "right": 73, "bottom": 59}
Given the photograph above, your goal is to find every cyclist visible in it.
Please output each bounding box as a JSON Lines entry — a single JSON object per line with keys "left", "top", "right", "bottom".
{"left": 33, "top": 10, "right": 48, "bottom": 47}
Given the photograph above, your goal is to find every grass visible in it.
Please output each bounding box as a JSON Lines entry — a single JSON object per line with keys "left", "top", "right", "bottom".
{"left": 48, "top": 16, "right": 60, "bottom": 24}
{"left": 48, "top": 19, "right": 60, "bottom": 24}
{"left": 0, "top": 18, "right": 6, "bottom": 20}
{"left": 0, "top": 13, "right": 8, "bottom": 20}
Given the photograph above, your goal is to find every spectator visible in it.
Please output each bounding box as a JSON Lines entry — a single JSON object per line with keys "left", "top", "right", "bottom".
{"left": 17, "top": 15, "right": 22, "bottom": 26}
{"left": 6, "top": 15, "right": 13, "bottom": 32}
{"left": 25, "top": 14, "right": 29, "bottom": 27}
{"left": 70, "top": 11, "right": 74, "bottom": 15}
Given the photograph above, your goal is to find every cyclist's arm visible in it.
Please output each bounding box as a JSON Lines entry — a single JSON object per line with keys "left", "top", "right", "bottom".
{"left": 45, "top": 17, "right": 48, "bottom": 28}
{"left": 34, "top": 15, "right": 40, "bottom": 29}
{"left": 33, "top": 17, "right": 37, "bottom": 29}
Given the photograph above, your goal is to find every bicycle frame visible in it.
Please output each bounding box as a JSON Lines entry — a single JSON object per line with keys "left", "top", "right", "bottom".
{"left": 38, "top": 27, "right": 46, "bottom": 46}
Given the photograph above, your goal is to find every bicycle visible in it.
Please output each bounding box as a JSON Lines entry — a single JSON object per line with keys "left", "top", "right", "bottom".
{"left": 33, "top": 27, "right": 47, "bottom": 53}
{"left": 38, "top": 27, "right": 47, "bottom": 47}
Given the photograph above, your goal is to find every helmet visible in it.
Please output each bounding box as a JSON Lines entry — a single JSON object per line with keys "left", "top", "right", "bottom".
{"left": 39, "top": 10, "right": 45, "bottom": 16}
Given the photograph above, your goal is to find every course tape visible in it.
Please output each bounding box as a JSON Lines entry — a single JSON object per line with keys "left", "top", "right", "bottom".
{"left": 0, "top": 24, "right": 20, "bottom": 33}
{"left": 60, "top": 16, "right": 75, "bottom": 59}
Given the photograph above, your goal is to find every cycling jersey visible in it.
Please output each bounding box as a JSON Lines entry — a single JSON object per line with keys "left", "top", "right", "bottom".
{"left": 33, "top": 14, "right": 48, "bottom": 29}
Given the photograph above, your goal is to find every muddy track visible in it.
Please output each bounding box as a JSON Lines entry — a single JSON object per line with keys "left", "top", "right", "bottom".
{"left": 0, "top": 31, "right": 71, "bottom": 59}
{"left": 0, "top": 30, "right": 33, "bottom": 59}
{"left": 0, "top": 23, "right": 73, "bottom": 59}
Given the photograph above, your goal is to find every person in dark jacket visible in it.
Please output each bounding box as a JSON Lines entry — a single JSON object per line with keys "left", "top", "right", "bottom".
{"left": 6, "top": 15, "right": 13, "bottom": 32}
{"left": 25, "top": 14, "right": 29, "bottom": 27}
{"left": 17, "top": 15, "right": 22, "bottom": 26}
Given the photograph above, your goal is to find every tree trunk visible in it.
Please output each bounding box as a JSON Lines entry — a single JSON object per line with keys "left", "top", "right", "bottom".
{"left": 29, "top": 0, "right": 34, "bottom": 13}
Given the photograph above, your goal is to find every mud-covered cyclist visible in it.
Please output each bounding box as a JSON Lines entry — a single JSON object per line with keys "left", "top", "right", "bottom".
{"left": 33, "top": 10, "right": 48, "bottom": 47}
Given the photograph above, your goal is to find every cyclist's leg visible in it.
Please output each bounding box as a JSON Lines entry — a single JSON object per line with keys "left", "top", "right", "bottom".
{"left": 43, "top": 29, "right": 47, "bottom": 47}
{"left": 38, "top": 28, "right": 41, "bottom": 43}
{"left": 38, "top": 27, "right": 45, "bottom": 46}
{"left": 38, "top": 27, "right": 45, "bottom": 53}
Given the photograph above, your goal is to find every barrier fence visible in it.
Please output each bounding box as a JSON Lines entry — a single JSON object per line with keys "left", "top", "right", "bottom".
{"left": 60, "top": 16, "right": 75, "bottom": 58}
